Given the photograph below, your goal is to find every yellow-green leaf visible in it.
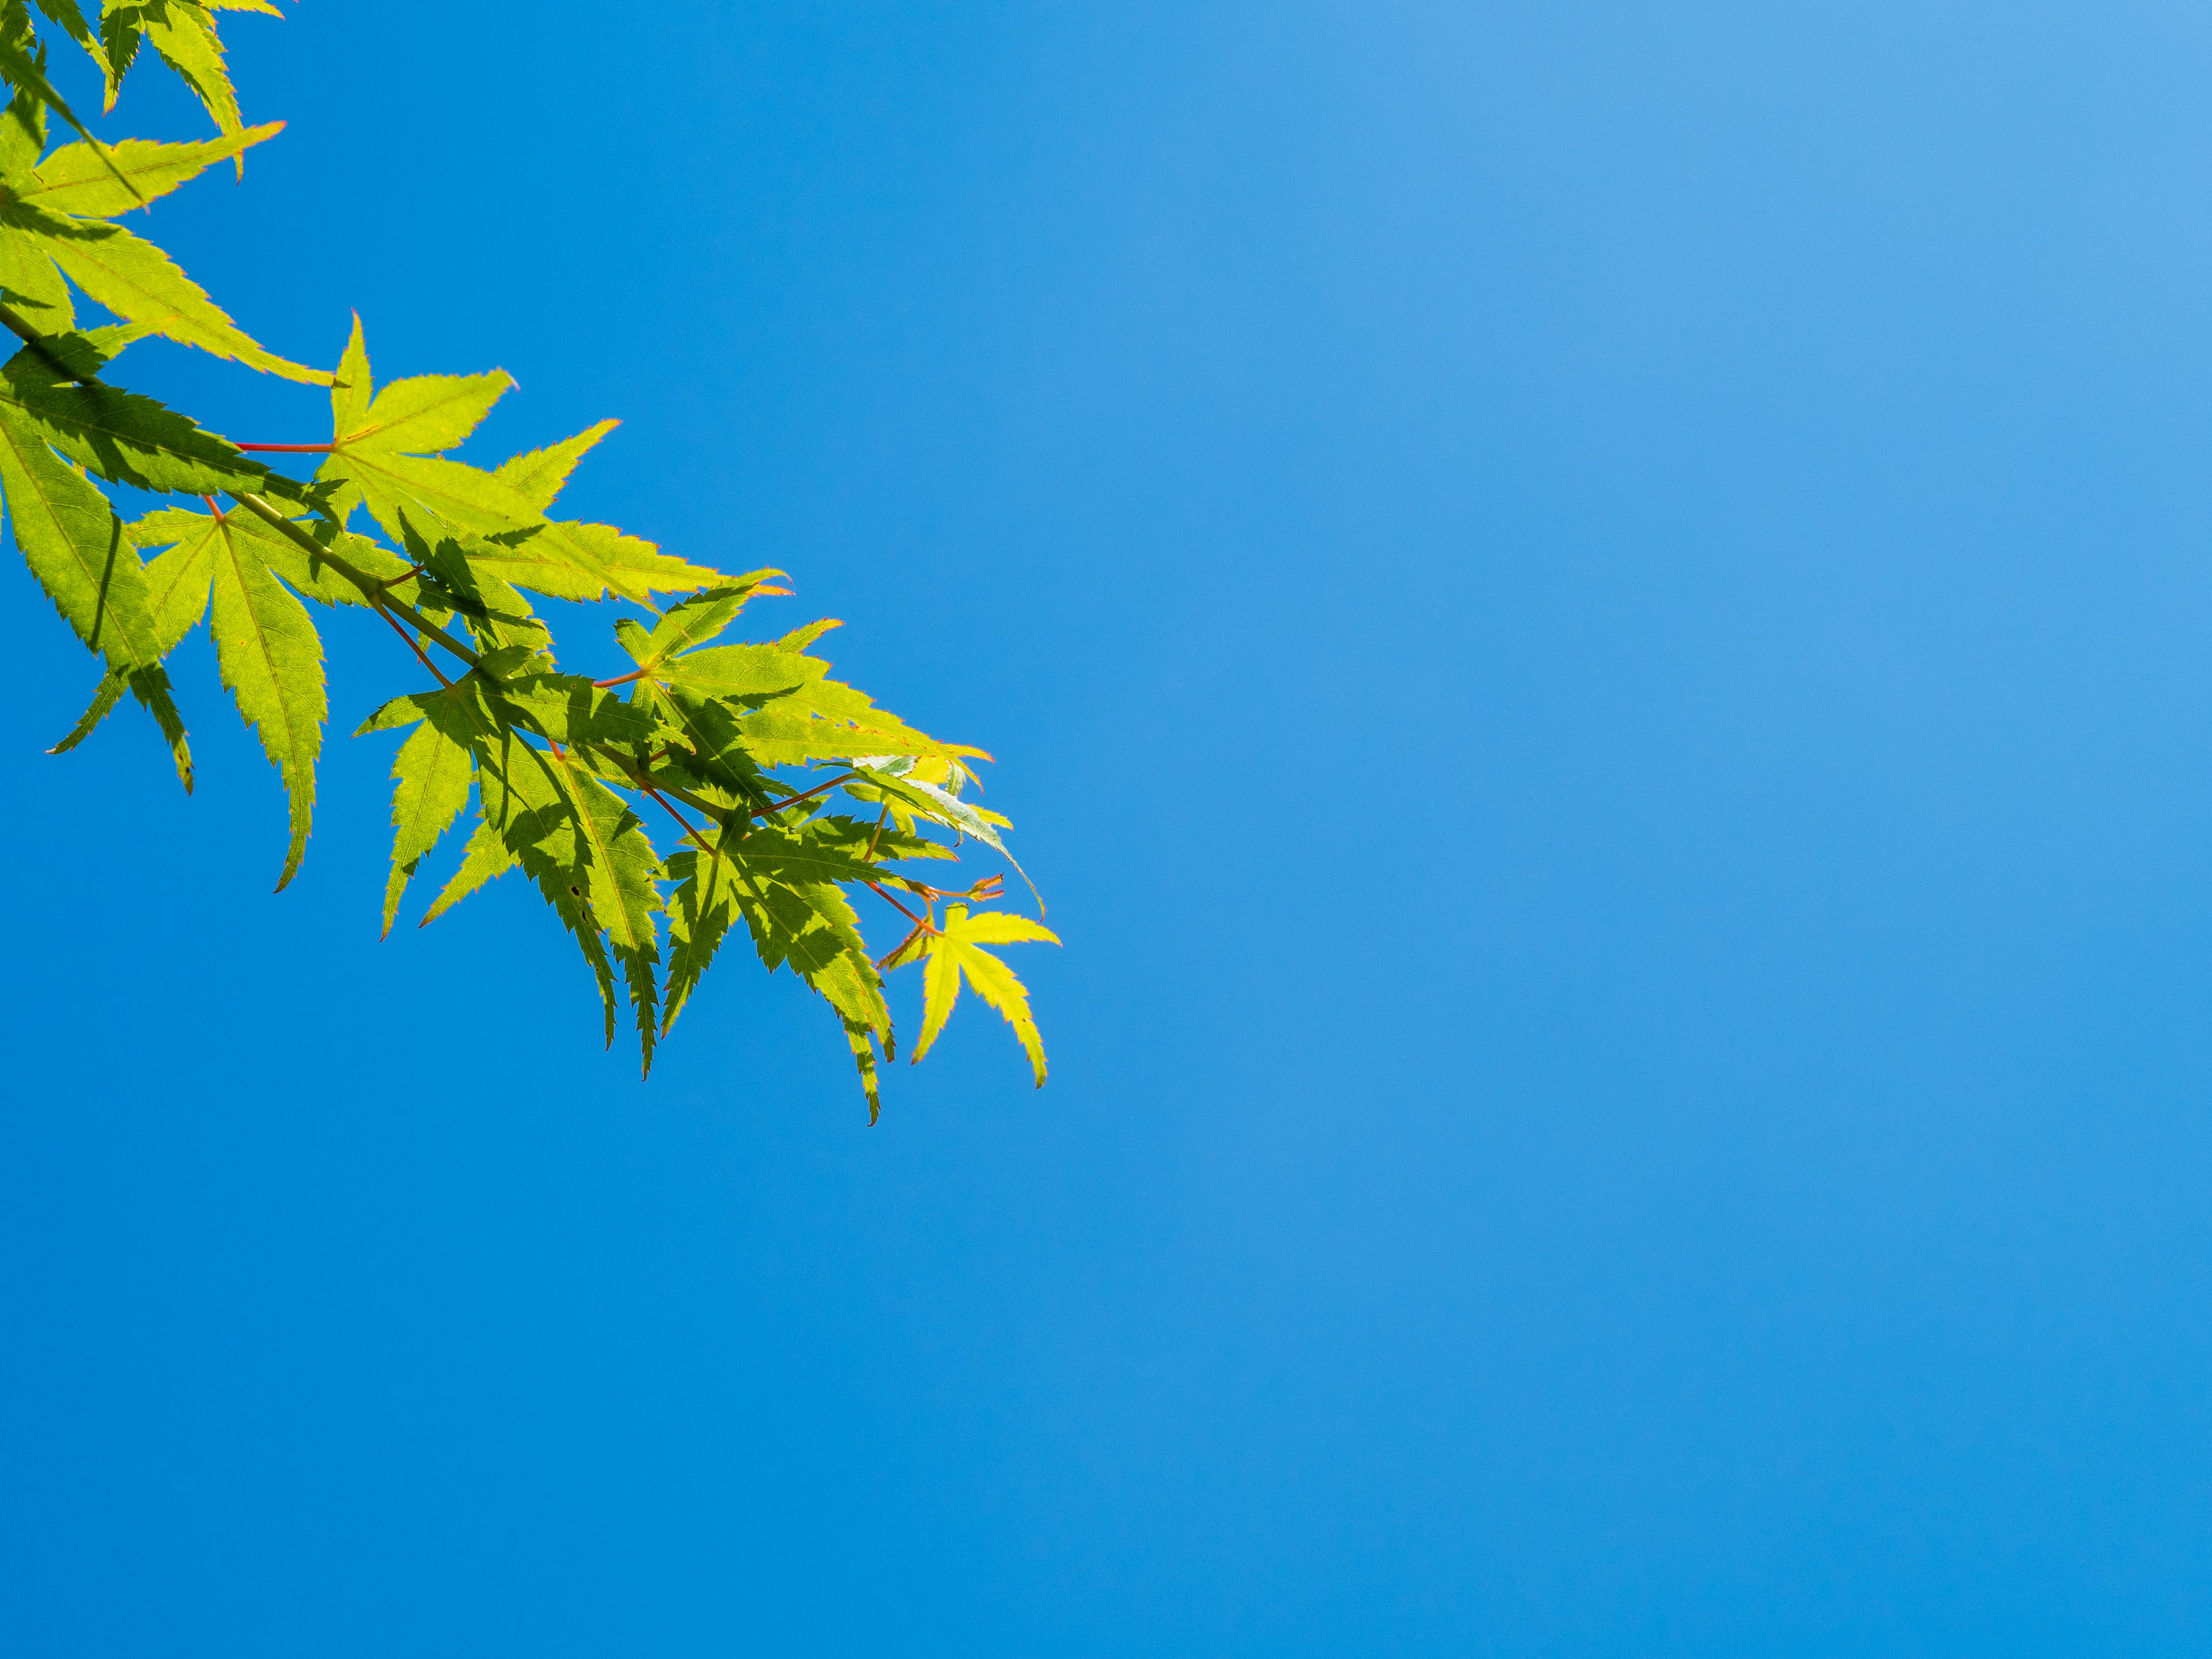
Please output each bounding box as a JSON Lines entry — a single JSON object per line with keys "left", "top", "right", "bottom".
{"left": 906, "top": 904, "right": 1058, "bottom": 1086}
{"left": 35, "top": 217, "right": 327, "bottom": 382}
{"left": 421, "top": 819, "right": 517, "bottom": 927}
{"left": 24, "top": 120, "right": 279, "bottom": 216}
{"left": 0, "top": 401, "right": 160, "bottom": 668}
{"left": 209, "top": 512, "right": 325, "bottom": 888}
{"left": 493, "top": 417, "right": 617, "bottom": 512}
{"left": 382, "top": 715, "right": 472, "bottom": 937}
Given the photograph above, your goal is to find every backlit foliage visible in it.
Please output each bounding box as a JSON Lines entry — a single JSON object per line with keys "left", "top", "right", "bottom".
{"left": 1, "top": 1, "right": 1055, "bottom": 1116}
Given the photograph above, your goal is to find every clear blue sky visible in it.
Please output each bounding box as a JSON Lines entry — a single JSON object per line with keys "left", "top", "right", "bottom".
{"left": 6, "top": 2, "right": 2212, "bottom": 1652}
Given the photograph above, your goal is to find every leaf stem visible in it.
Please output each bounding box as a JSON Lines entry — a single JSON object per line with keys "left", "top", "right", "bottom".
{"left": 593, "top": 666, "right": 650, "bottom": 688}
{"left": 229, "top": 493, "right": 492, "bottom": 678}
{"left": 868, "top": 881, "right": 934, "bottom": 933}
{"left": 234, "top": 442, "right": 336, "bottom": 453}
{"left": 643, "top": 785, "right": 710, "bottom": 847}
{"left": 374, "top": 603, "right": 455, "bottom": 690}
{"left": 756, "top": 772, "right": 858, "bottom": 819}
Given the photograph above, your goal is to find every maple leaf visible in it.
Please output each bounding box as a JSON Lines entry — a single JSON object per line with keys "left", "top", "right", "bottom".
{"left": 492, "top": 418, "right": 618, "bottom": 511}
{"left": 420, "top": 819, "right": 518, "bottom": 928}
{"left": 2, "top": 206, "right": 326, "bottom": 381}
{"left": 96, "top": 1, "right": 252, "bottom": 154}
{"left": 0, "top": 9, "right": 139, "bottom": 206}
{"left": 895, "top": 904, "right": 1059, "bottom": 1088}
{"left": 381, "top": 714, "right": 471, "bottom": 937}
{"left": 0, "top": 5, "right": 1059, "bottom": 1111}
{"left": 466, "top": 702, "right": 666, "bottom": 1073}
{"left": 22, "top": 120, "right": 277, "bottom": 215}
{"left": 0, "top": 329, "right": 266, "bottom": 494}
{"left": 317, "top": 319, "right": 722, "bottom": 607}
{"left": 207, "top": 506, "right": 325, "bottom": 888}
{"left": 664, "top": 821, "right": 892, "bottom": 1112}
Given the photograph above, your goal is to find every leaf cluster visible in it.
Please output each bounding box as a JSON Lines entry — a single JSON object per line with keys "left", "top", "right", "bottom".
{"left": 1, "top": 3, "right": 1056, "bottom": 1116}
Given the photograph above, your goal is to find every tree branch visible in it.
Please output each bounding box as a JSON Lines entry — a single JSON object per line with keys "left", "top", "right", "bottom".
{"left": 229, "top": 493, "right": 491, "bottom": 678}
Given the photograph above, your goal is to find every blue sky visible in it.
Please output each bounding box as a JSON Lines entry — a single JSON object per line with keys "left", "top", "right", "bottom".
{"left": 7, "top": 2, "right": 2212, "bottom": 1652}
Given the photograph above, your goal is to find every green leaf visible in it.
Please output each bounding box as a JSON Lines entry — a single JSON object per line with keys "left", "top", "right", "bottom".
{"left": 774, "top": 616, "right": 841, "bottom": 654}
{"left": 653, "top": 641, "right": 815, "bottom": 703}
{"left": 716, "top": 844, "right": 891, "bottom": 1100}
{"left": 663, "top": 827, "right": 897, "bottom": 1103}
{"left": 905, "top": 903, "right": 1058, "bottom": 1086}
{"left": 468, "top": 714, "right": 662, "bottom": 1062}
{"left": 0, "top": 400, "right": 160, "bottom": 667}
{"left": 23, "top": 120, "right": 278, "bottom": 216}
{"left": 734, "top": 814, "right": 900, "bottom": 889}
{"left": 844, "top": 756, "right": 1029, "bottom": 895}
{"left": 420, "top": 817, "right": 517, "bottom": 927}
{"left": 728, "top": 662, "right": 976, "bottom": 767}
{"left": 48, "top": 661, "right": 189, "bottom": 788}
{"left": 6, "top": 320, "right": 147, "bottom": 383}
{"left": 450, "top": 521, "right": 612, "bottom": 603}
{"left": 544, "top": 516, "right": 721, "bottom": 606}
{"left": 26, "top": 1, "right": 106, "bottom": 89}
{"left": 137, "top": 499, "right": 395, "bottom": 616}
{"left": 48, "top": 661, "right": 122, "bottom": 749}
{"left": 661, "top": 842, "right": 737, "bottom": 1036}
{"left": 209, "top": 510, "right": 325, "bottom": 888}
{"left": 381, "top": 714, "right": 471, "bottom": 937}
{"left": 0, "top": 334, "right": 267, "bottom": 494}
{"left": 94, "top": 1, "right": 140, "bottom": 103}
{"left": 339, "top": 366, "right": 512, "bottom": 453}
{"left": 493, "top": 417, "right": 616, "bottom": 512}
{"left": 327, "top": 448, "right": 543, "bottom": 544}
{"left": 134, "top": 503, "right": 215, "bottom": 649}
{"left": 643, "top": 684, "right": 775, "bottom": 808}
{"left": 621, "top": 573, "right": 790, "bottom": 668}
{"left": 228, "top": 509, "right": 407, "bottom": 608}
{"left": 843, "top": 1020, "right": 883, "bottom": 1123}
{"left": 0, "top": 69, "right": 46, "bottom": 179}
{"left": 135, "top": 1, "right": 245, "bottom": 146}
{"left": 0, "top": 221, "right": 74, "bottom": 329}
{"left": 484, "top": 670, "right": 656, "bottom": 749}
{"left": 124, "top": 659, "right": 188, "bottom": 788}
{"left": 543, "top": 743, "right": 661, "bottom": 960}
{"left": 388, "top": 516, "right": 551, "bottom": 655}
{"left": 315, "top": 324, "right": 527, "bottom": 539}
{"left": 26, "top": 215, "right": 327, "bottom": 381}
{"left": 0, "top": 18, "right": 141, "bottom": 204}
{"left": 329, "top": 310, "right": 370, "bottom": 442}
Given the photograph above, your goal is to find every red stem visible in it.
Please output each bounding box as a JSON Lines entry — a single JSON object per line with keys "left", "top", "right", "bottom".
{"left": 756, "top": 772, "right": 855, "bottom": 819}
{"left": 234, "top": 442, "right": 336, "bottom": 453}
{"left": 643, "top": 786, "right": 709, "bottom": 846}
{"left": 374, "top": 602, "right": 454, "bottom": 690}
{"left": 867, "top": 881, "right": 932, "bottom": 932}
{"left": 593, "top": 666, "right": 649, "bottom": 688}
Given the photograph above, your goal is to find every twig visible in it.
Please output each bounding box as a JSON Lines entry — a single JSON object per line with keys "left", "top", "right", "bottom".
{"left": 374, "top": 603, "right": 454, "bottom": 690}
{"left": 230, "top": 493, "right": 491, "bottom": 677}
{"left": 755, "top": 772, "right": 857, "bottom": 820}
